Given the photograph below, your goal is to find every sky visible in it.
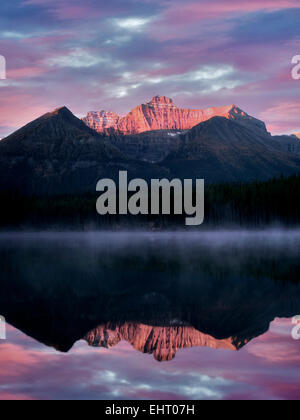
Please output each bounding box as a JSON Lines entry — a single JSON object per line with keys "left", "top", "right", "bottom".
{"left": 0, "top": 319, "right": 300, "bottom": 400}
{"left": 0, "top": 0, "right": 299, "bottom": 138}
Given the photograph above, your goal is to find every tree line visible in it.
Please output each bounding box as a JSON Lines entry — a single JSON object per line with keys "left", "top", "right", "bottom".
{"left": 1, "top": 173, "right": 300, "bottom": 229}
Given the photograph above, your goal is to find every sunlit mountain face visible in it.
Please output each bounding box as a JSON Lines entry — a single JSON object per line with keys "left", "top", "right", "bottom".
{"left": 84, "top": 323, "right": 240, "bottom": 362}
{"left": 0, "top": 230, "right": 300, "bottom": 400}
{"left": 82, "top": 96, "right": 268, "bottom": 136}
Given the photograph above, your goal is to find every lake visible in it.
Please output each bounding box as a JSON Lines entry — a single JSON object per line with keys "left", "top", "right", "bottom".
{"left": 0, "top": 231, "right": 300, "bottom": 400}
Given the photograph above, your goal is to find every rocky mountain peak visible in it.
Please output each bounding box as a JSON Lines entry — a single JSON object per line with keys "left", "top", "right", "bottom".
{"left": 148, "top": 96, "right": 175, "bottom": 107}
{"left": 84, "top": 110, "right": 120, "bottom": 133}
{"left": 83, "top": 96, "right": 268, "bottom": 136}
{"left": 51, "top": 106, "right": 71, "bottom": 114}
{"left": 49, "top": 106, "right": 75, "bottom": 119}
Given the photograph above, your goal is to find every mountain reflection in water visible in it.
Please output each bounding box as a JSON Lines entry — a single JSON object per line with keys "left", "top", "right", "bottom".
{"left": 85, "top": 323, "right": 238, "bottom": 362}
{"left": 0, "top": 231, "right": 300, "bottom": 364}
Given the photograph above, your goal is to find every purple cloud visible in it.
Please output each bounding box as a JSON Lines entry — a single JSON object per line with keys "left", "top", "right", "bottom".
{"left": 0, "top": 0, "right": 299, "bottom": 137}
{"left": 0, "top": 319, "right": 299, "bottom": 400}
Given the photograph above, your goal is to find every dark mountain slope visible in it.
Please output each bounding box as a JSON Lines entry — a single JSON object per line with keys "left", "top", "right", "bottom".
{"left": 272, "top": 134, "right": 300, "bottom": 155}
{"left": 164, "top": 117, "right": 300, "bottom": 183}
{"left": 109, "top": 129, "right": 183, "bottom": 163}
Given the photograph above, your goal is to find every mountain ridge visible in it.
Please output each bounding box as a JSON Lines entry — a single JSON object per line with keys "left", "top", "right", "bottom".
{"left": 164, "top": 116, "right": 300, "bottom": 183}
{"left": 0, "top": 106, "right": 168, "bottom": 195}
{"left": 83, "top": 95, "right": 269, "bottom": 137}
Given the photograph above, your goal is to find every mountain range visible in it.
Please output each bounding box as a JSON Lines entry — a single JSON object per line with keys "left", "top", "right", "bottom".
{"left": 83, "top": 95, "right": 269, "bottom": 137}
{"left": 85, "top": 322, "right": 239, "bottom": 362}
{"left": 0, "top": 96, "right": 299, "bottom": 195}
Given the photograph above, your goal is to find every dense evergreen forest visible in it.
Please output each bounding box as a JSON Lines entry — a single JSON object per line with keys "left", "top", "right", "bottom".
{"left": 1, "top": 173, "right": 300, "bottom": 230}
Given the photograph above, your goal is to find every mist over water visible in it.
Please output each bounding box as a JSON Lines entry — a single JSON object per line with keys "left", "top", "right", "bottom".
{"left": 1, "top": 228, "right": 300, "bottom": 253}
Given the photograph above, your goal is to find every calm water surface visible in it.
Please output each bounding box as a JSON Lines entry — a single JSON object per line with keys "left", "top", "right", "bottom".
{"left": 0, "top": 231, "right": 300, "bottom": 400}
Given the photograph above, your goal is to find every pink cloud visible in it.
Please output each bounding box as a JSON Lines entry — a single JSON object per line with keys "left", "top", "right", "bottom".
{"left": 260, "top": 102, "right": 300, "bottom": 134}
{"left": 0, "top": 318, "right": 299, "bottom": 400}
{"left": 0, "top": 0, "right": 299, "bottom": 137}
{"left": 247, "top": 340, "right": 300, "bottom": 363}
{"left": 161, "top": 0, "right": 300, "bottom": 24}
{"left": 22, "top": 0, "right": 125, "bottom": 20}
{"left": 8, "top": 67, "right": 46, "bottom": 79}
{"left": 148, "top": 0, "right": 300, "bottom": 43}
{"left": 0, "top": 393, "right": 35, "bottom": 400}
{"left": 0, "top": 92, "right": 51, "bottom": 136}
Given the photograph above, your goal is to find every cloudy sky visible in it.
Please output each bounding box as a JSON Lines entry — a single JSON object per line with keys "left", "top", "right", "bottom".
{"left": 1, "top": 319, "right": 300, "bottom": 400}
{"left": 0, "top": 0, "right": 299, "bottom": 138}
